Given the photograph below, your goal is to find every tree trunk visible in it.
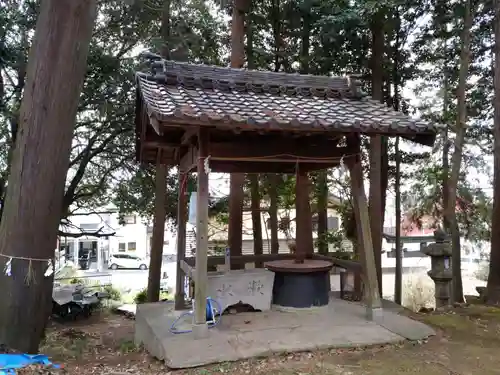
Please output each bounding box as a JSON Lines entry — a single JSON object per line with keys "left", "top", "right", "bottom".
{"left": 0, "top": 27, "right": 28, "bottom": 222}
{"left": 487, "top": 0, "right": 500, "bottom": 304}
{"left": 317, "top": 171, "right": 328, "bottom": 254}
{"left": 393, "top": 9, "right": 402, "bottom": 305}
{"left": 146, "top": 0, "right": 171, "bottom": 303}
{"left": 267, "top": 0, "right": 281, "bottom": 256}
{"left": 269, "top": 174, "right": 279, "bottom": 254}
{"left": 250, "top": 175, "right": 263, "bottom": 267}
{"left": 245, "top": 9, "right": 263, "bottom": 267}
{"left": 227, "top": 0, "right": 247, "bottom": 270}
{"left": 369, "top": 11, "right": 385, "bottom": 297}
{"left": 0, "top": 0, "right": 96, "bottom": 352}
{"left": 448, "top": 0, "right": 472, "bottom": 304}
{"left": 147, "top": 164, "right": 167, "bottom": 302}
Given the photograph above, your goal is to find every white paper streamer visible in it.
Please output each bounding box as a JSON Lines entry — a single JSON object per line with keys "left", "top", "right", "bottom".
{"left": 204, "top": 156, "right": 211, "bottom": 174}
{"left": 44, "top": 259, "right": 54, "bottom": 277}
{"left": 4, "top": 258, "right": 11, "bottom": 276}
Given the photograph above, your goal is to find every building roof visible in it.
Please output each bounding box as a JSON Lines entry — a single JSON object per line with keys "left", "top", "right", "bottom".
{"left": 135, "top": 57, "right": 442, "bottom": 147}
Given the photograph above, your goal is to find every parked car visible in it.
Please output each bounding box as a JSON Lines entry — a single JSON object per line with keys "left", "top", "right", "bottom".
{"left": 108, "top": 253, "right": 148, "bottom": 270}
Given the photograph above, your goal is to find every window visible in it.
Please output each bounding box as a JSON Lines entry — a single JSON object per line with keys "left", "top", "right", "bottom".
{"left": 311, "top": 216, "right": 339, "bottom": 231}
{"left": 118, "top": 243, "right": 126, "bottom": 252}
{"left": 312, "top": 216, "right": 319, "bottom": 231}
{"left": 80, "top": 223, "right": 99, "bottom": 231}
{"left": 123, "top": 215, "right": 136, "bottom": 225}
{"left": 327, "top": 217, "right": 339, "bottom": 231}
{"left": 127, "top": 242, "right": 137, "bottom": 251}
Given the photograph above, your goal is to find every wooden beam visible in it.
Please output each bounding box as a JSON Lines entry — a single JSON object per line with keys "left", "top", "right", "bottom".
{"left": 142, "top": 140, "right": 178, "bottom": 149}
{"left": 175, "top": 171, "right": 188, "bottom": 310}
{"left": 179, "top": 145, "right": 198, "bottom": 172}
{"left": 346, "top": 135, "right": 382, "bottom": 318}
{"left": 180, "top": 259, "right": 195, "bottom": 281}
{"left": 149, "top": 116, "right": 163, "bottom": 135}
{"left": 208, "top": 161, "right": 339, "bottom": 174}
{"left": 193, "top": 128, "right": 210, "bottom": 338}
{"left": 208, "top": 142, "right": 352, "bottom": 160}
{"left": 185, "top": 252, "right": 297, "bottom": 268}
{"left": 181, "top": 127, "right": 198, "bottom": 146}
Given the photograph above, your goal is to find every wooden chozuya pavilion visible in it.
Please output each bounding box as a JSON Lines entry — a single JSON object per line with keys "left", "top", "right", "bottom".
{"left": 134, "top": 54, "right": 440, "bottom": 338}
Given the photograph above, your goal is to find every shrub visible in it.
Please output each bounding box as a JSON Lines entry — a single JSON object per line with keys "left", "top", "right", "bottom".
{"left": 402, "top": 273, "right": 435, "bottom": 312}
{"left": 134, "top": 288, "right": 148, "bottom": 304}
{"left": 133, "top": 288, "right": 172, "bottom": 304}
{"left": 103, "top": 285, "right": 122, "bottom": 301}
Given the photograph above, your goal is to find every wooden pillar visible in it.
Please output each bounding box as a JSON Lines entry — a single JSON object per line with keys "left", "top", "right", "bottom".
{"left": 347, "top": 136, "right": 382, "bottom": 318}
{"left": 369, "top": 136, "right": 383, "bottom": 297}
{"left": 175, "top": 171, "right": 187, "bottom": 310}
{"left": 394, "top": 136, "right": 403, "bottom": 305}
{"left": 193, "top": 129, "right": 209, "bottom": 338}
{"left": 294, "top": 166, "right": 314, "bottom": 263}
{"left": 146, "top": 162, "right": 167, "bottom": 303}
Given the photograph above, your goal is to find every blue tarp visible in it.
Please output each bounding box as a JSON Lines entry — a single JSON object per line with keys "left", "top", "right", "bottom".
{"left": 0, "top": 354, "right": 58, "bottom": 374}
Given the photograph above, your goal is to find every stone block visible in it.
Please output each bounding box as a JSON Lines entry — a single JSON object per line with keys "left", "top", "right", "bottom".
{"left": 207, "top": 269, "right": 275, "bottom": 312}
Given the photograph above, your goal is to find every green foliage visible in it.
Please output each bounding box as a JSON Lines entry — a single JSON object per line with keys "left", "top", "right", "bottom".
{"left": 404, "top": 164, "right": 492, "bottom": 242}
{"left": 0, "top": 0, "right": 226, "bottom": 225}
{"left": 134, "top": 288, "right": 148, "bottom": 304}
{"left": 102, "top": 285, "right": 122, "bottom": 302}
{"left": 133, "top": 288, "right": 171, "bottom": 304}
{"left": 314, "top": 229, "right": 345, "bottom": 251}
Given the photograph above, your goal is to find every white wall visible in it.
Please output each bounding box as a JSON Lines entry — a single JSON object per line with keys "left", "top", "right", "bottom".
{"left": 62, "top": 211, "right": 173, "bottom": 260}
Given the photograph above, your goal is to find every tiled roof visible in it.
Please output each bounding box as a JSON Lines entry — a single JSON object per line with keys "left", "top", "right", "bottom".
{"left": 136, "top": 59, "right": 441, "bottom": 146}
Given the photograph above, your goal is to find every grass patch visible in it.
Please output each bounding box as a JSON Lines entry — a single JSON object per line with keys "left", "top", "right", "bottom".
{"left": 41, "top": 329, "right": 94, "bottom": 360}
{"left": 118, "top": 339, "right": 137, "bottom": 353}
{"left": 420, "top": 313, "right": 475, "bottom": 331}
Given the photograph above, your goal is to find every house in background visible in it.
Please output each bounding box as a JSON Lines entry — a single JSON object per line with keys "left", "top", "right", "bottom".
{"left": 182, "top": 195, "right": 346, "bottom": 258}
{"left": 58, "top": 206, "right": 175, "bottom": 271}
{"left": 382, "top": 197, "right": 485, "bottom": 273}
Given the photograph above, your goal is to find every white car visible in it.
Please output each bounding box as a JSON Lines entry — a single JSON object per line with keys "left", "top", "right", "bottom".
{"left": 108, "top": 253, "right": 148, "bottom": 270}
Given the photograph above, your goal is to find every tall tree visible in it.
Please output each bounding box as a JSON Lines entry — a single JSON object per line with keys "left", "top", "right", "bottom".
{"left": 448, "top": 0, "right": 473, "bottom": 303}
{"left": 147, "top": 0, "right": 171, "bottom": 303}
{"left": 487, "top": 0, "right": 500, "bottom": 304}
{"left": 227, "top": 0, "right": 248, "bottom": 269}
{"left": 0, "top": 0, "right": 96, "bottom": 352}
{"left": 246, "top": 7, "right": 264, "bottom": 267}
{"left": 369, "top": 7, "right": 385, "bottom": 297}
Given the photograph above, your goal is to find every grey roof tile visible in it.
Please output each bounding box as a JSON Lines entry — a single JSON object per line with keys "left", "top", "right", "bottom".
{"left": 136, "top": 60, "right": 442, "bottom": 145}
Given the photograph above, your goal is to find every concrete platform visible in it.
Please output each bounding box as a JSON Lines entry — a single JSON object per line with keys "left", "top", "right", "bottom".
{"left": 135, "top": 298, "right": 435, "bottom": 369}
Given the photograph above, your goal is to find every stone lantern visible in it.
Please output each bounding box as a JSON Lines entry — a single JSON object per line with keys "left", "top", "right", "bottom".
{"left": 421, "top": 229, "right": 453, "bottom": 308}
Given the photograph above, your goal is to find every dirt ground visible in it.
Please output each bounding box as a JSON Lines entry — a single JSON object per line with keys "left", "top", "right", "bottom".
{"left": 27, "top": 302, "right": 500, "bottom": 375}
